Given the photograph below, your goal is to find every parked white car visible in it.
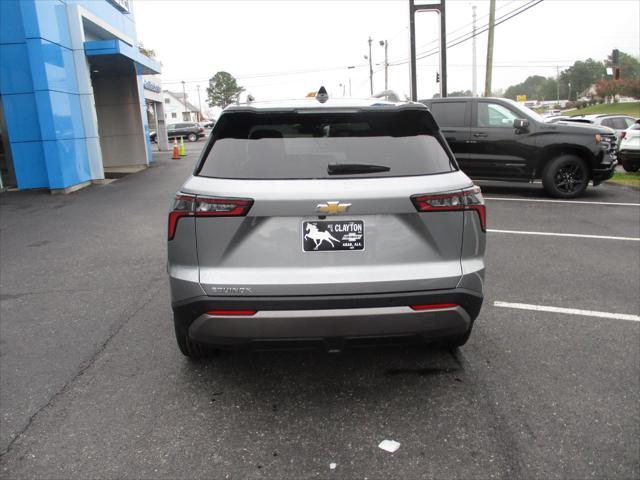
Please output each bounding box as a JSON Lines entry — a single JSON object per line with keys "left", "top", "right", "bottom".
{"left": 618, "top": 120, "right": 640, "bottom": 172}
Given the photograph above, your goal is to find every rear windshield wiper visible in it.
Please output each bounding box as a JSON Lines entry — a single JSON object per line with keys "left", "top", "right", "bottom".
{"left": 327, "top": 163, "right": 391, "bottom": 175}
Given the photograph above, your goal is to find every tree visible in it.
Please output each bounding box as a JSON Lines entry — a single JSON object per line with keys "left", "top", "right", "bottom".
{"left": 138, "top": 42, "right": 156, "bottom": 58}
{"left": 206, "top": 72, "right": 245, "bottom": 108}
{"left": 559, "top": 58, "right": 605, "bottom": 97}
{"left": 449, "top": 90, "right": 473, "bottom": 97}
{"left": 504, "top": 75, "right": 562, "bottom": 101}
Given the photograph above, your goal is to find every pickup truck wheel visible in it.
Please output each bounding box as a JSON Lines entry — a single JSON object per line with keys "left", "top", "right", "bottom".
{"left": 187, "top": 133, "right": 198, "bottom": 142}
{"left": 173, "top": 314, "right": 213, "bottom": 360}
{"left": 622, "top": 161, "right": 639, "bottom": 172}
{"left": 542, "top": 155, "right": 589, "bottom": 198}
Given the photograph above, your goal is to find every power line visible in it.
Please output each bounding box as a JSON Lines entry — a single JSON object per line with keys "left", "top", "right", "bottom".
{"left": 162, "top": 0, "right": 544, "bottom": 88}
{"left": 389, "top": 0, "right": 544, "bottom": 67}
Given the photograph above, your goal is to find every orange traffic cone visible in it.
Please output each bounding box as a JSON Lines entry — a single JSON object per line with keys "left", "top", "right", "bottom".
{"left": 172, "top": 138, "right": 180, "bottom": 160}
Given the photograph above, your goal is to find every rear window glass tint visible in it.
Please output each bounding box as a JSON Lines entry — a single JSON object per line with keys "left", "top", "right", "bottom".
{"left": 429, "top": 102, "right": 467, "bottom": 127}
{"left": 196, "top": 110, "right": 455, "bottom": 179}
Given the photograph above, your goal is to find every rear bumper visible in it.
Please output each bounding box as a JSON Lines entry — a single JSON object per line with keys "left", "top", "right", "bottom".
{"left": 618, "top": 150, "right": 640, "bottom": 164}
{"left": 173, "top": 288, "right": 483, "bottom": 348}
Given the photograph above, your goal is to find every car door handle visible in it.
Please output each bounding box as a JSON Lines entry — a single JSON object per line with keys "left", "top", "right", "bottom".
{"left": 473, "top": 132, "right": 488, "bottom": 138}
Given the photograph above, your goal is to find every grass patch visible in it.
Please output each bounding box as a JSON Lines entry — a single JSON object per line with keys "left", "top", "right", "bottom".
{"left": 562, "top": 102, "right": 640, "bottom": 117}
{"left": 607, "top": 171, "right": 640, "bottom": 187}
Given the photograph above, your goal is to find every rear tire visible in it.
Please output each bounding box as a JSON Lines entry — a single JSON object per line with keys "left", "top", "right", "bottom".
{"left": 622, "top": 161, "right": 639, "bottom": 172}
{"left": 542, "top": 155, "right": 589, "bottom": 198}
{"left": 173, "top": 314, "right": 211, "bottom": 360}
{"left": 187, "top": 133, "right": 198, "bottom": 142}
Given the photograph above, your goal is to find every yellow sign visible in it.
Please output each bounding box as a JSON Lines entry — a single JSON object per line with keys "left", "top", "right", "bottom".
{"left": 516, "top": 95, "right": 527, "bottom": 102}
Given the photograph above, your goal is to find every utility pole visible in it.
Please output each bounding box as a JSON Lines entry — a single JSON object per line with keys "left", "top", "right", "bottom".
{"left": 197, "top": 84, "right": 202, "bottom": 121}
{"left": 484, "top": 0, "right": 496, "bottom": 97}
{"left": 556, "top": 65, "right": 560, "bottom": 104}
{"left": 181, "top": 80, "right": 188, "bottom": 121}
{"left": 368, "top": 36, "right": 373, "bottom": 95}
{"left": 472, "top": 5, "right": 477, "bottom": 96}
{"left": 380, "top": 40, "right": 389, "bottom": 90}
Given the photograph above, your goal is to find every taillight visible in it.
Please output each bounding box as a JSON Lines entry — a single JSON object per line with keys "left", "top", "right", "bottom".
{"left": 620, "top": 131, "right": 626, "bottom": 140}
{"left": 411, "top": 186, "right": 486, "bottom": 231}
{"left": 199, "top": 127, "right": 204, "bottom": 132}
{"left": 168, "top": 194, "right": 253, "bottom": 240}
{"left": 410, "top": 303, "right": 458, "bottom": 311}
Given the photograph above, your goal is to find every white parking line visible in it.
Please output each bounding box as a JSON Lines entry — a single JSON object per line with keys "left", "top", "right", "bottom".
{"left": 494, "top": 301, "right": 640, "bottom": 322}
{"left": 488, "top": 229, "right": 640, "bottom": 242}
{"left": 484, "top": 197, "right": 640, "bottom": 207}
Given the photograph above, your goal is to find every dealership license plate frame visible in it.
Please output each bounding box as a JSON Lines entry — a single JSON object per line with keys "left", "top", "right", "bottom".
{"left": 302, "top": 220, "right": 365, "bottom": 252}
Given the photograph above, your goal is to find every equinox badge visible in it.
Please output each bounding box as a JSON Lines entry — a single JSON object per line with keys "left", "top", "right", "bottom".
{"left": 316, "top": 201, "right": 351, "bottom": 214}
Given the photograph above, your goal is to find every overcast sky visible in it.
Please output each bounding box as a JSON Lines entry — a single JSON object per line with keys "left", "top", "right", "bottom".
{"left": 133, "top": 0, "right": 639, "bottom": 117}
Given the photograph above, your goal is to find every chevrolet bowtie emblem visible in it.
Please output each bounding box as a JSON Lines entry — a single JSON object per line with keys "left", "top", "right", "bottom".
{"left": 316, "top": 201, "right": 351, "bottom": 214}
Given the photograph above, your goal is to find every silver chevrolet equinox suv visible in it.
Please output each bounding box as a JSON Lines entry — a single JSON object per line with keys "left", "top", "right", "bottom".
{"left": 168, "top": 92, "right": 486, "bottom": 359}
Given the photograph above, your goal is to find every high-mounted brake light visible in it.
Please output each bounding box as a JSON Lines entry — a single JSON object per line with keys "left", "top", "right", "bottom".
{"left": 411, "top": 186, "right": 486, "bottom": 231}
{"left": 168, "top": 194, "right": 253, "bottom": 240}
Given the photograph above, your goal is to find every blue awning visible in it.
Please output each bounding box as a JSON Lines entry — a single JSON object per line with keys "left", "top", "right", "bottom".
{"left": 84, "top": 39, "right": 161, "bottom": 76}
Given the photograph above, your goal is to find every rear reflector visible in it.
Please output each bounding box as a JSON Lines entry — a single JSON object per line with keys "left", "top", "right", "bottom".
{"left": 207, "top": 310, "right": 257, "bottom": 316}
{"left": 410, "top": 303, "right": 458, "bottom": 311}
{"left": 411, "top": 186, "right": 486, "bottom": 231}
{"left": 168, "top": 194, "right": 253, "bottom": 240}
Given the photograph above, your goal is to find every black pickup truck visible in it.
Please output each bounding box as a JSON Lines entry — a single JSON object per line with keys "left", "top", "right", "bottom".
{"left": 420, "top": 97, "right": 617, "bottom": 198}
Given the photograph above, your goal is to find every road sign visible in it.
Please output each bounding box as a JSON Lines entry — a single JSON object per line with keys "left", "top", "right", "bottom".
{"left": 516, "top": 95, "right": 527, "bottom": 102}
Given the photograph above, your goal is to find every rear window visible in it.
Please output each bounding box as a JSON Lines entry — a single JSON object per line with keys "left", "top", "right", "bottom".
{"left": 196, "top": 110, "right": 456, "bottom": 179}
{"left": 429, "top": 102, "right": 467, "bottom": 127}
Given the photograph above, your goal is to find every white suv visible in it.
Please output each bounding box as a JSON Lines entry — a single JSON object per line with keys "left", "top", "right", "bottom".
{"left": 619, "top": 120, "right": 640, "bottom": 172}
{"left": 167, "top": 91, "right": 486, "bottom": 358}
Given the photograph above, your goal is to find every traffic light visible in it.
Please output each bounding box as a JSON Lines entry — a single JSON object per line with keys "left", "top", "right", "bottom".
{"left": 612, "top": 49, "right": 619, "bottom": 65}
{"left": 436, "top": 72, "right": 440, "bottom": 83}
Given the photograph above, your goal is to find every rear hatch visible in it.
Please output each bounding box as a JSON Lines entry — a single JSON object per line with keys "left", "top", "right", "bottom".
{"left": 185, "top": 108, "right": 476, "bottom": 297}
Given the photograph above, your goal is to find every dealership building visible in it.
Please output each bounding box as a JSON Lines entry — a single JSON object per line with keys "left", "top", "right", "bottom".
{"left": 0, "top": 0, "right": 162, "bottom": 192}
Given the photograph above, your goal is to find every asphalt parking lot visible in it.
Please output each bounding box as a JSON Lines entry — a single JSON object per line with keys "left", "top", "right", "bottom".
{"left": 1, "top": 141, "right": 638, "bottom": 479}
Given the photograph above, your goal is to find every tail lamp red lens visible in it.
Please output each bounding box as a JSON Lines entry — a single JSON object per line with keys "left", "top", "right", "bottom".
{"left": 411, "top": 186, "right": 486, "bottom": 231}
{"left": 168, "top": 194, "right": 253, "bottom": 240}
{"left": 620, "top": 131, "right": 626, "bottom": 140}
{"left": 206, "top": 309, "right": 257, "bottom": 316}
{"left": 410, "top": 303, "right": 458, "bottom": 311}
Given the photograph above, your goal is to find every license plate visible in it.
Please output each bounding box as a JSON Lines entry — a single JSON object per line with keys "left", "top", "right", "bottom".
{"left": 302, "top": 220, "right": 364, "bottom": 251}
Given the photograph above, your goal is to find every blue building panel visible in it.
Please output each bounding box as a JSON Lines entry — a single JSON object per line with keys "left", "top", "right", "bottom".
{"left": 42, "top": 138, "right": 91, "bottom": 189}
{"left": 34, "top": 90, "right": 86, "bottom": 141}
{"left": 0, "top": 1, "right": 25, "bottom": 44}
{"left": 26, "top": 38, "right": 78, "bottom": 94}
{"left": 19, "top": 0, "right": 72, "bottom": 49}
{"left": 2, "top": 93, "right": 42, "bottom": 143}
{"left": 0, "top": 43, "right": 34, "bottom": 95}
{"left": 10, "top": 141, "right": 49, "bottom": 189}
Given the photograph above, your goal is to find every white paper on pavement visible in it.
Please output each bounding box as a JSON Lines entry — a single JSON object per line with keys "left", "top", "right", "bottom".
{"left": 378, "top": 439, "right": 401, "bottom": 453}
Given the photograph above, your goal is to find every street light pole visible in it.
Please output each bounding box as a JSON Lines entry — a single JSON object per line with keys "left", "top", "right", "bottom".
{"left": 348, "top": 65, "right": 355, "bottom": 96}
{"left": 368, "top": 36, "right": 373, "bottom": 95}
{"left": 380, "top": 40, "right": 388, "bottom": 90}
{"left": 472, "top": 5, "right": 477, "bottom": 96}
{"left": 197, "top": 85, "right": 202, "bottom": 121}
{"left": 181, "top": 80, "right": 188, "bottom": 121}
